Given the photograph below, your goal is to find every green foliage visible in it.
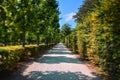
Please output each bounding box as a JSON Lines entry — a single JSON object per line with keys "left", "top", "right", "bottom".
{"left": 74, "top": 0, "right": 100, "bottom": 22}
{"left": 65, "top": 0, "right": 120, "bottom": 79}
{"left": 61, "top": 23, "right": 71, "bottom": 38}
{"left": 0, "top": 0, "right": 60, "bottom": 46}
{"left": 0, "top": 43, "right": 55, "bottom": 71}
{"left": 63, "top": 30, "right": 77, "bottom": 53}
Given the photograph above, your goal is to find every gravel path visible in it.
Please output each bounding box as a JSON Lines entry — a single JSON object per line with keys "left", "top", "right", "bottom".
{"left": 1, "top": 43, "right": 102, "bottom": 80}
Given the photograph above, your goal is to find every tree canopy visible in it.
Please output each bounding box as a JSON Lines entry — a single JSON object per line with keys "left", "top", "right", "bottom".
{"left": 0, "top": 0, "right": 60, "bottom": 47}
{"left": 61, "top": 23, "right": 71, "bottom": 37}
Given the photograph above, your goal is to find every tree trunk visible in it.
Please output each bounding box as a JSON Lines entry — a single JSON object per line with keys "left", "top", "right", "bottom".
{"left": 21, "top": 31, "right": 25, "bottom": 47}
{"left": 3, "top": 33, "right": 7, "bottom": 46}
{"left": 12, "top": 35, "right": 16, "bottom": 45}
{"left": 2, "top": 20, "right": 7, "bottom": 46}
{"left": 36, "top": 35, "right": 39, "bottom": 45}
{"left": 3, "top": 25, "right": 7, "bottom": 46}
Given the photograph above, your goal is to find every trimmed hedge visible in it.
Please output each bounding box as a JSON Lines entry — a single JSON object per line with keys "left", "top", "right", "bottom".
{"left": 63, "top": 31, "right": 77, "bottom": 53}
{"left": 64, "top": 0, "right": 120, "bottom": 79}
{"left": 0, "top": 43, "right": 55, "bottom": 71}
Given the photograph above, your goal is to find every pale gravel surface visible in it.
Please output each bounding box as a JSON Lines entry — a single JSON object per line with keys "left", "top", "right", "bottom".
{"left": 1, "top": 43, "right": 102, "bottom": 80}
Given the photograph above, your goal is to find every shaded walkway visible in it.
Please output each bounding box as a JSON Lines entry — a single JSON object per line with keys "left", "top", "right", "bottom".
{"left": 1, "top": 43, "right": 102, "bottom": 80}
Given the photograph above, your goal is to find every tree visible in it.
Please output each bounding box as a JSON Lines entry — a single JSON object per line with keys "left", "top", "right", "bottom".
{"left": 61, "top": 23, "right": 71, "bottom": 37}
{"left": 0, "top": 0, "right": 9, "bottom": 46}
{"left": 42, "top": 0, "right": 60, "bottom": 44}
{"left": 73, "top": 0, "right": 100, "bottom": 22}
{"left": 0, "top": 0, "right": 60, "bottom": 46}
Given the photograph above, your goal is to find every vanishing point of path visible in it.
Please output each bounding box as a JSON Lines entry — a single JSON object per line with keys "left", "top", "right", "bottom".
{"left": 1, "top": 43, "right": 102, "bottom": 80}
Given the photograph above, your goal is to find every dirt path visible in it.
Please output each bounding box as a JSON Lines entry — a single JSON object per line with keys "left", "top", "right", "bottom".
{"left": 1, "top": 43, "right": 102, "bottom": 80}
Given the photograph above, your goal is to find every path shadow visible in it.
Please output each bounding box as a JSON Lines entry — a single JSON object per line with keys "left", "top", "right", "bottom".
{"left": 46, "top": 51, "right": 73, "bottom": 54}
{"left": 35, "top": 56, "right": 82, "bottom": 64}
{"left": 13, "top": 71, "right": 102, "bottom": 80}
{"left": 0, "top": 59, "right": 34, "bottom": 80}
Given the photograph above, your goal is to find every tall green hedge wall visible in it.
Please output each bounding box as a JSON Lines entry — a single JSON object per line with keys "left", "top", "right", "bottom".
{"left": 64, "top": 0, "right": 120, "bottom": 79}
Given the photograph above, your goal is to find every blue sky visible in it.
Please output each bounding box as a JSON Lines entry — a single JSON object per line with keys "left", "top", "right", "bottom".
{"left": 57, "top": 0, "right": 84, "bottom": 29}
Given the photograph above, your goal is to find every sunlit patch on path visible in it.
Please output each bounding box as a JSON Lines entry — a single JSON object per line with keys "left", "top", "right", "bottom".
{"left": 12, "top": 43, "right": 102, "bottom": 80}
{"left": 43, "top": 54, "right": 80, "bottom": 58}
